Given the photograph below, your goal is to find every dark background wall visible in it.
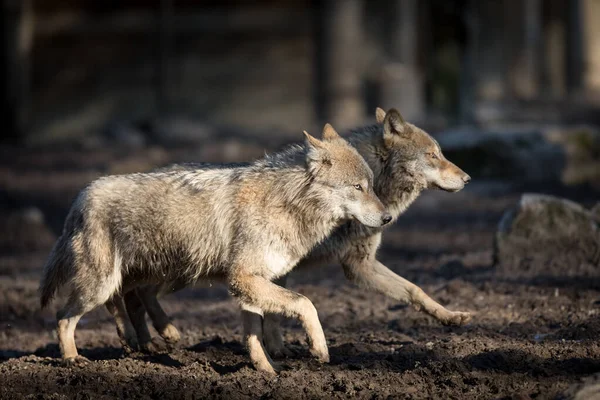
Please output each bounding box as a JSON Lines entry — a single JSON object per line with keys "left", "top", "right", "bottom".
{"left": 4, "top": 0, "right": 600, "bottom": 146}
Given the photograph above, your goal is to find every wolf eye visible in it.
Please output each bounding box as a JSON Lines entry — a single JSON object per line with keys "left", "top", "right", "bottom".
{"left": 430, "top": 152, "right": 439, "bottom": 160}
{"left": 353, "top": 184, "right": 363, "bottom": 191}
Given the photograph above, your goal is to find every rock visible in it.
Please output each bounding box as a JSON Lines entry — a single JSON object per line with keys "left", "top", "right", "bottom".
{"left": 149, "top": 117, "right": 215, "bottom": 146}
{"left": 20, "top": 207, "right": 44, "bottom": 226}
{"left": 544, "top": 126, "right": 600, "bottom": 188}
{"left": 437, "top": 125, "right": 600, "bottom": 187}
{"left": 592, "top": 203, "right": 600, "bottom": 219}
{"left": 438, "top": 128, "right": 564, "bottom": 182}
{"left": 0, "top": 207, "right": 56, "bottom": 253}
{"left": 494, "top": 194, "right": 600, "bottom": 285}
{"left": 103, "top": 121, "right": 147, "bottom": 148}
{"left": 561, "top": 373, "right": 600, "bottom": 400}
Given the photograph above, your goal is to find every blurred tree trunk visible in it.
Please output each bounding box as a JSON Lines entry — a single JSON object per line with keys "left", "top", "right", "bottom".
{"left": 1, "top": 0, "right": 33, "bottom": 143}
{"left": 472, "top": 0, "right": 506, "bottom": 103}
{"left": 567, "top": 0, "right": 584, "bottom": 92}
{"left": 380, "top": 0, "right": 424, "bottom": 122}
{"left": 156, "top": 0, "right": 173, "bottom": 116}
{"left": 459, "top": 0, "right": 478, "bottom": 124}
{"left": 522, "top": 0, "right": 542, "bottom": 99}
{"left": 313, "top": 0, "right": 365, "bottom": 129}
{"left": 458, "top": 0, "right": 480, "bottom": 124}
{"left": 542, "top": 0, "right": 567, "bottom": 98}
{"left": 580, "top": 0, "right": 600, "bottom": 94}
{"left": 505, "top": 0, "right": 542, "bottom": 100}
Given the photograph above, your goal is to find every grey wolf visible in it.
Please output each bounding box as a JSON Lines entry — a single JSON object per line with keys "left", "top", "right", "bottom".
{"left": 39, "top": 124, "right": 390, "bottom": 374}
{"left": 123, "top": 108, "right": 473, "bottom": 364}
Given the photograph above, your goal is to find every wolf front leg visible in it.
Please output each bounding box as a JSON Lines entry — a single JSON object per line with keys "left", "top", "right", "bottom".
{"left": 231, "top": 274, "right": 329, "bottom": 372}
{"left": 343, "top": 258, "right": 472, "bottom": 326}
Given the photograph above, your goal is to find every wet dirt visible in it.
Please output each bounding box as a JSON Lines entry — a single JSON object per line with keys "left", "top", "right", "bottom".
{"left": 1, "top": 145, "right": 599, "bottom": 399}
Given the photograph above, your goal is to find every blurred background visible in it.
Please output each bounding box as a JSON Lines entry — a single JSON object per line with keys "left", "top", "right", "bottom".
{"left": 2, "top": 2, "right": 600, "bottom": 397}
{"left": 4, "top": 0, "right": 600, "bottom": 142}
{"left": 2, "top": 0, "right": 599, "bottom": 213}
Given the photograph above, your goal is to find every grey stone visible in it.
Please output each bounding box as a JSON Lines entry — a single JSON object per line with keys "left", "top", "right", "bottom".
{"left": 561, "top": 373, "right": 600, "bottom": 400}
{"left": 1, "top": 207, "right": 56, "bottom": 252}
{"left": 149, "top": 117, "right": 215, "bottom": 145}
{"left": 494, "top": 194, "right": 600, "bottom": 283}
{"left": 438, "top": 128, "right": 565, "bottom": 182}
{"left": 437, "top": 125, "right": 600, "bottom": 186}
{"left": 545, "top": 126, "right": 600, "bottom": 187}
{"left": 103, "top": 121, "right": 146, "bottom": 148}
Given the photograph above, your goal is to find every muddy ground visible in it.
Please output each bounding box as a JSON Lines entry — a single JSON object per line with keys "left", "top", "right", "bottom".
{"left": 1, "top": 143, "right": 599, "bottom": 399}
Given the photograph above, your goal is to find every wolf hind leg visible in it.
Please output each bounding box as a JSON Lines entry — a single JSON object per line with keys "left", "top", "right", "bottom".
{"left": 56, "top": 296, "right": 95, "bottom": 365}
{"left": 123, "top": 289, "right": 159, "bottom": 353}
{"left": 263, "top": 313, "right": 295, "bottom": 358}
{"left": 137, "top": 285, "right": 180, "bottom": 346}
{"left": 106, "top": 295, "right": 139, "bottom": 353}
{"left": 57, "top": 256, "right": 124, "bottom": 364}
{"left": 241, "top": 306, "right": 284, "bottom": 375}
{"left": 262, "top": 276, "right": 295, "bottom": 359}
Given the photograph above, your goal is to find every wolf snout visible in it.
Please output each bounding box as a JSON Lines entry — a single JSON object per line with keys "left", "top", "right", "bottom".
{"left": 381, "top": 213, "right": 392, "bottom": 225}
{"left": 462, "top": 174, "right": 471, "bottom": 184}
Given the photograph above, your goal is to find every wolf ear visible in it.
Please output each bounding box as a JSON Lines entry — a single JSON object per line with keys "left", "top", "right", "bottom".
{"left": 375, "top": 107, "right": 386, "bottom": 124}
{"left": 322, "top": 123, "right": 341, "bottom": 141}
{"left": 304, "top": 130, "right": 325, "bottom": 149}
{"left": 383, "top": 108, "right": 408, "bottom": 139}
{"left": 304, "top": 130, "right": 332, "bottom": 169}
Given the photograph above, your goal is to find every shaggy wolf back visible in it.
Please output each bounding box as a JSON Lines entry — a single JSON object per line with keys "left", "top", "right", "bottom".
{"left": 104, "top": 170, "right": 239, "bottom": 281}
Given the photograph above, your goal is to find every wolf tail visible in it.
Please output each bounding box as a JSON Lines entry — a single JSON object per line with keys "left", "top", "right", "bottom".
{"left": 39, "top": 235, "right": 71, "bottom": 309}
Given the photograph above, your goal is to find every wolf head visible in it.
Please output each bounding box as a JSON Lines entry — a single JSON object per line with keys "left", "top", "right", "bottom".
{"left": 376, "top": 108, "right": 470, "bottom": 192}
{"left": 303, "top": 124, "right": 391, "bottom": 228}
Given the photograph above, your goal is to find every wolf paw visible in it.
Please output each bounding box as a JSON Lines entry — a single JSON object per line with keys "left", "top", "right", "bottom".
{"left": 309, "top": 346, "right": 330, "bottom": 363}
{"left": 266, "top": 344, "right": 297, "bottom": 359}
{"left": 121, "top": 336, "right": 139, "bottom": 354}
{"left": 253, "top": 360, "right": 281, "bottom": 375}
{"left": 140, "top": 337, "right": 168, "bottom": 354}
{"left": 160, "top": 323, "right": 181, "bottom": 344}
{"left": 62, "top": 355, "right": 90, "bottom": 367}
{"left": 442, "top": 311, "right": 472, "bottom": 326}
{"left": 271, "top": 361, "right": 292, "bottom": 373}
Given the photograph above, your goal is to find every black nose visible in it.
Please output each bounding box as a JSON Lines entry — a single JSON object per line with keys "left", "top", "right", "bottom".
{"left": 381, "top": 214, "right": 392, "bottom": 225}
{"left": 463, "top": 174, "right": 471, "bottom": 184}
